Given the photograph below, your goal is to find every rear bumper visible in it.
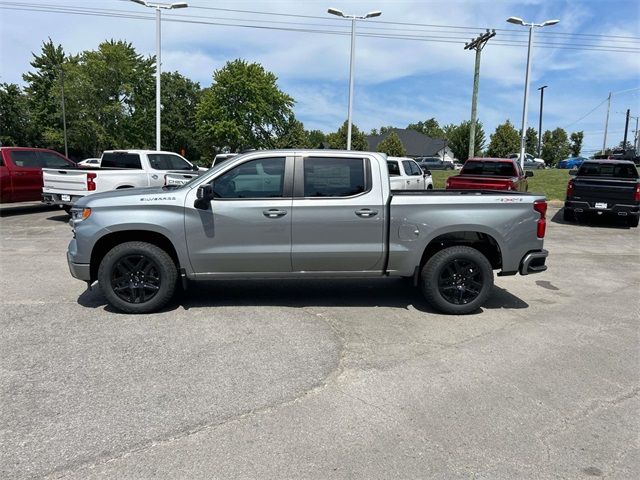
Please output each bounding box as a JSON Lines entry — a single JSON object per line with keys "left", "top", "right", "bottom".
{"left": 42, "top": 193, "right": 84, "bottom": 206}
{"left": 519, "top": 249, "right": 548, "bottom": 275}
{"left": 564, "top": 200, "right": 639, "bottom": 217}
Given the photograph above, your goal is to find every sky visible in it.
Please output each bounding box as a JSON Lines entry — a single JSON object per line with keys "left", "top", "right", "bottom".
{"left": 1, "top": 0, "right": 639, "bottom": 156}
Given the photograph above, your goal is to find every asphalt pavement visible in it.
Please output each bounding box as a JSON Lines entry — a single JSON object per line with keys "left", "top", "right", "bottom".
{"left": 0, "top": 202, "right": 638, "bottom": 479}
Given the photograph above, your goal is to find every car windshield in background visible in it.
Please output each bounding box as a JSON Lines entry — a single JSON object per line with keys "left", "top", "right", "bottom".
{"left": 462, "top": 161, "right": 516, "bottom": 176}
{"left": 578, "top": 162, "right": 639, "bottom": 179}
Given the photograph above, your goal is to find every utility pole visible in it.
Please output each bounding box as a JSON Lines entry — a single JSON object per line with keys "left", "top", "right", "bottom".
{"left": 537, "top": 85, "right": 547, "bottom": 157}
{"left": 623, "top": 108, "right": 630, "bottom": 150}
{"left": 602, "top": 92, "right": 611, "bottom": 154}
{"left": 464, "top": 29, "right": 496, "bottom": 159}
{"left": 60, "top": 67, "right": 68, "bottom": 158}
{"left": 634, "top": 116, "right": 639, "bottom": 153}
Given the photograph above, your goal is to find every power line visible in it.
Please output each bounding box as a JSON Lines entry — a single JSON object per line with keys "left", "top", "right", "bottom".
{"left": 564, "top": 97, "right": 609, "bottom": 129}
{"left": 1, "top": 2, "right": 639, "bottom": 54}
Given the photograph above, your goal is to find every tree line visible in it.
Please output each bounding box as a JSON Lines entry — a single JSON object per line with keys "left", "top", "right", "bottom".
{"left": 0, "top": 39, "right": 587, "bottom": 166}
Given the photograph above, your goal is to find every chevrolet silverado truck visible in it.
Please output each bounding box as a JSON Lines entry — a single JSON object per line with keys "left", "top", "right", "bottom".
{"left": 387, "top": 156, "right": 433, "bottom": 190}
{"left": 446, "top": 158, "right": 532, "bottom": 191}
{"left": 564, "top": 159, "right": 639, "bottom": 227}
{"left": 66, "top": 150, "right": 549, "bottom": 315}
{"left": 42, "top": 150, "right": 201, "bottom": 210}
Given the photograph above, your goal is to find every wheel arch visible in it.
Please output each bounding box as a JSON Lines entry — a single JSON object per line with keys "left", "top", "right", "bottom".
{"left": 418, "top": 230, "right": 503, "bottom": 271}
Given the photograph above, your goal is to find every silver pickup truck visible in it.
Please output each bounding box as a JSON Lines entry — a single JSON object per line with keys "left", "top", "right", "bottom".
{"left": 67, "top": 150, "right": 548, "bottom": 314}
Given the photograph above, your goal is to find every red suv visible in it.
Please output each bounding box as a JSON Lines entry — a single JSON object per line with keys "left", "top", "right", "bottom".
{"left": 0, "top": 147, "right": 76, "bottom": 203}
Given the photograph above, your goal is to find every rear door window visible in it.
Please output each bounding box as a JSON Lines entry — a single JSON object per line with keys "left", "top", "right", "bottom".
{"left": 148, "top": 154, "right": 192, "bottom": 171}
{"left": 10, "top": 151, "right": 41, "bottom": 168}
{"left": 101, "top": 153, "right": 142, "bottom": 169}
{"left": 303, "top": 157, "right": 368, "bottom": 197}
{"left": 387, "top": 161, "right": 400, "bottom": 176}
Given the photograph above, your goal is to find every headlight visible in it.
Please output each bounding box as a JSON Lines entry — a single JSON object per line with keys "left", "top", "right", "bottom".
{"left": 71, "top": 207, "right": 92, "bottom": 222}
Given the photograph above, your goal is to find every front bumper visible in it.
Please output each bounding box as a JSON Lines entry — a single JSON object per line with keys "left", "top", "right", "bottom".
{"left": 67, "top": 250, "right": 91, "bottom": 281}
{"left": 519, "top": 249, "right": 548, "bottom": 275}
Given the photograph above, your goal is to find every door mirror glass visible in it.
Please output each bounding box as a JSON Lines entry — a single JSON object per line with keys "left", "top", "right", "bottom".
{"left": 525, "top": 170, "right": 534, "bottom": 178}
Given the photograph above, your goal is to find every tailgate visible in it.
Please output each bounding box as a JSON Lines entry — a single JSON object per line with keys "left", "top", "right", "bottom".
{"left": 42, "top": 168, "right": 88, "bottom": 192}
{"left": 449, "top": 176, "right": 513, "bottom": 189}
{"left": 573, "top": 178, "right": 637, "bottom": 204}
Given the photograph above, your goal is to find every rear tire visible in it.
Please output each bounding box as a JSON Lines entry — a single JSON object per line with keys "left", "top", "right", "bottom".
{"left": 98, "top": 241, "right": 177, "bottom": 314}
{"left": 421, "top": 246, "right": 494, "bottom": 315}
{"left": 563, "top": 208, "right": 575, "bottom": 222}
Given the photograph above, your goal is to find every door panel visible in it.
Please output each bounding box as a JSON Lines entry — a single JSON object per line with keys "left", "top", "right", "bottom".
{"left": 8, "top": 151, "right": 43, "bottom": 202}
{"left": 292, "top": 156, "right": 384, "bottom": 272}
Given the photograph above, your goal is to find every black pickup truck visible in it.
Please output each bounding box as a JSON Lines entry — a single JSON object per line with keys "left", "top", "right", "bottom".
{"left": 564, "top": 160, "right": 640, "bottom": 227}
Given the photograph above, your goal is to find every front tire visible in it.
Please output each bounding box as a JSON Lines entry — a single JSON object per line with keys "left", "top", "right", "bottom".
{"left": 420, "top": 246, "right": 493, "bottom": 314}
{"left": 97, "top": 241, "right": 177, "bottom": 314}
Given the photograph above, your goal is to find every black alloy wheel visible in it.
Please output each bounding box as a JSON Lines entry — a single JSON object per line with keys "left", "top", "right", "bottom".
{"left": 437, "top": 258, "right": 483, "bottom": 305}
{"left": 111, "top": 254, "right": 161, "bottom": 304}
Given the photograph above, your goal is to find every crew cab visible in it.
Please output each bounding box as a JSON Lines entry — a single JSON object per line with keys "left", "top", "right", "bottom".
{"left": 564, "top": 160, "right": 639, "bottom": 227}
{"left": 66, "top": 150, "right": 549, "bottom": 315}
{"left": 445, "top": 158, "right": 532, "bottom": 191}
{"left": 42, "top": 150, "right": 200, "bottom": 209}
{"left": 0, "top": 147, "right": 75, "bottom": 203}
{"left": 387, "top": 156, "right": 433, "bottom": 190}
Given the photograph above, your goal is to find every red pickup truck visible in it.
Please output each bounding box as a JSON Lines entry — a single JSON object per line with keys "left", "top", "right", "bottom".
{"left": 445, "top": 158, "right": 532, "bottom": 191}
{"left": 0, "top": 147, "right": 75, "bottom": 203}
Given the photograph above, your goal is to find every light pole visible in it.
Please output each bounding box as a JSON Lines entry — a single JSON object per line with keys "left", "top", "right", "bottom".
{"left": 328, "top": 7, "right": 382, "bottom": 150}
{"left": 130, "top": 0, "right": 188, "bottom": 151}
{"left": 507, "top": 16, "right": 559, "bottom": 169}
{"left": 537, "top": 85, "right": 547, "bottom": 158}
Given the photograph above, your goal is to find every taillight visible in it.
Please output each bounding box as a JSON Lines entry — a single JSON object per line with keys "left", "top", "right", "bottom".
{"left": 534, "top": 199, "right": 547, "bottom": 238}
{"left": 566, "top": 179, "right": 574, "bottom": 199}
{"left": 635, "top": 183, "right": 640, "bottom": 202}
{"left": 445, "top": 178, "right": 451, "bottom": 189}
{"left": 87, "top": 172, "right": 97, "bottom": 191}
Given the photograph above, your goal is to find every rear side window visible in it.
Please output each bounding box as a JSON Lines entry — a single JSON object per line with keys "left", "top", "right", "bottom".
{"left": 10, "top": 151, "right": 41, "bottom": 168}
{"left": 387, "top": 161, "right": 400, "bottom": 176}
{"left": 303, "top": 157, "right": 367, "bottom": 197}
{"left": 39, "top": 152, "right": 71, "bottom": 168}
{"left": 101, "top": 153, "right": 142, "bottom": 169}
{"left": 148, "top": 154, "right": 192, "bottom": 171}
{"left": 578, "top": 163, "right": 638, "bottom": 179}
{"left": 462, "top": 161, "right": 516, "bottom": 176}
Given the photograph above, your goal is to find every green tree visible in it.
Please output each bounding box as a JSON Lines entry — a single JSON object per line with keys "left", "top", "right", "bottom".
{"left": 326, "top": 120, "right": 368, "bottom": 150}
{"left": 525, "top": 127, "right": 538, "bottom": 156}
{"left": 58, "top": 40, "right": 155, "bottom": 157}
{"left": 307, "top": 129, "right": 326, "bottom": 148}
{"left": 407, "top": 118, "right": 445, "bottom": 139}
{"left": 160, "top": 71, "right": 202, "bottom": 161}
{"left": 487, "top": 120, "right": 520, "bottom": 158}
{"left": 196, "top": 59, "right": 294, "bottom": 153}
{"left": 379, "top": 125, "right": 395, "bottom": 135}
{"left": 570, "top": 131, "right": 584, "bottom": 157}
{"left": 443, "top": 120, "right": 485, "bottom": 160}
{"left": 22, "top": 39, "right": 67, "bottom": 147}
{"left": 0, "top": 83, "right": 31, "bottom": 146}
{"left": 376, "top": 131, "right": 406, "bottom": 156}
{"left": 276, "top": 117, "right": 311, "bottom": 148}
{"left": 541, "top": 128, "right": 571, "bottom": 166}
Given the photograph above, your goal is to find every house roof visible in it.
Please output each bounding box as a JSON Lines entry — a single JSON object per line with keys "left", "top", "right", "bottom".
{"left": 365, "top": 128, "right": 447, "bottom": 157}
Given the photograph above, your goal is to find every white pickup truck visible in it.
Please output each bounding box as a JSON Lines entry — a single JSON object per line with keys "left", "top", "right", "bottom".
{"left": 42, "top": 150, "right": 201, "bottom": 210}
{"left": 387, "top": 156, "right": 433, "bottom": 190}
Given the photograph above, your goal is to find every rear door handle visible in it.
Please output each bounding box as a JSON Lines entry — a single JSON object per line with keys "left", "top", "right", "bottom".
{"left": 263, "top": 209, "right": 287, "bottom": 218}
{"left": 355, "top": 209, "right": 378, "bottom": 218}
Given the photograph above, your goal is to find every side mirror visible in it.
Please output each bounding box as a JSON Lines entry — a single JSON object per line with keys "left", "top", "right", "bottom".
{"left": 569, "top": 166, "right": 578, "bottom": 175}
{"left": 425, "top": 169, "right": 432, "bottom": 176}
{"left": 195, "top": 184, "right": 213, "bottom": 209}
{"left": 192, "top": 164, "right": 199, "bottom": 171}
{"left": 525, "top": 170, "right": 534, "bottom": 178}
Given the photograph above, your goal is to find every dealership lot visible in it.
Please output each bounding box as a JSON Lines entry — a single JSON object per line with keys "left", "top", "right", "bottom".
{"left": 1, "top": 204, "right": 638, "bottom": 479}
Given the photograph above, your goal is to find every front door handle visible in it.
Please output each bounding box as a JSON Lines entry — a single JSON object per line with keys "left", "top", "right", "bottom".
{"left": 355, "top": 208, "right": 378, "bottom": 218}
{"left": 263, "top": 209, "right": 287, "bottom": 218}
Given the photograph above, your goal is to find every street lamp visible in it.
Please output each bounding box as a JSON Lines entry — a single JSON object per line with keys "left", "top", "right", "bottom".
{"left": 507, "top": 16, "right": 559, "bottom": 168}
{"left": 130, "top": 0, "right": 188, "bottom": 151}
{"left": 328, "top": 7, "right": 382, "bottom": 150}
{"left": 537, "top": 85, "right": 547, "bottom": 158}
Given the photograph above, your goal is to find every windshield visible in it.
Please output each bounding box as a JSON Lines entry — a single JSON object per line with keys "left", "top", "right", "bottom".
{"left": 171, "top": 153, "right": 250, "bottom": 190}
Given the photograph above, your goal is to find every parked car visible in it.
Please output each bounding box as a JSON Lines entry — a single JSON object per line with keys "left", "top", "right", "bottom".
{"left": 42, "top": 150, "right": 200, "bottom": 210}
{"left": 77, "top": 158, "right": 101, "bottom": 168}
{"left": 0, "top": 147, "right": 75, "bottom": 203}
{"left": 557, "top": 156, "right": 587, "bottom": 169}
{"left": 445, "top": 158, "right": 532, "bottom": 191}
{"left": 415, "top": 156, "right": 455, "bottom": 170}
{"left": 387, "top": 156, "right": 433, "bottom": 190}
{"left": 67, "top": 149, "right": 549, "bottom": 315}
{"left": 564, "top": 160, "right": 639, "bottom": 227}
{"left": 508, "top": 153, "right": 545, "bottom": 169}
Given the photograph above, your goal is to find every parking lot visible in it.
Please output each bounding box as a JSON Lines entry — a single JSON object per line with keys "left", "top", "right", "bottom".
{"left": 1, "top": 203, "right": 638, "bottom": 479}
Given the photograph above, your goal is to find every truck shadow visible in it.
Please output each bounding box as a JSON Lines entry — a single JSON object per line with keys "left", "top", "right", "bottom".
{"left": 77, "top": 279, "right": 528, "bottom": 315}
{"left": 0, "top": 204, "right": 59, "bottom": 217}
{"left": 550, "top": 208, "right": 633, "bottom": 229}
